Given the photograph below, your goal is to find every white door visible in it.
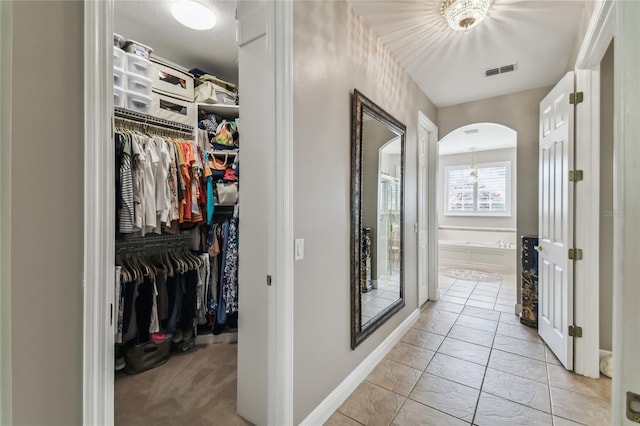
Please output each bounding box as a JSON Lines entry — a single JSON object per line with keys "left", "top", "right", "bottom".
{"left": 538, "top": 72, "right": 575, "bottom": 369}
{"left": 418, "top": 120, "right": 429, "bottom": 306}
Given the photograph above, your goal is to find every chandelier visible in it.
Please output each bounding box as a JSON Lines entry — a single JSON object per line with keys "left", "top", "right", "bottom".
{"left": 441, "top": 0, "right": 492, "bottom": 32}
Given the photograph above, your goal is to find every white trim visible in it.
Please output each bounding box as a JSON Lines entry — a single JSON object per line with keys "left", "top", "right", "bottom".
{"left": 613, "top": 2, "right": 640, "bottom": 424}
{"left": 575, "top": 0, "right": 615, "bottom": 70}
{"left": 83, "top": 1, "right": 114, "bottom": 425}
{"left": 418, "top": 112, "right": 439, "bottom": 303}
{"left": 438, "top": 225, "right": 517, "bottom": 233}
{"left": 0, "top": 1, "right": 13, "bottom": 423}
{"left": 573, "top": 69, "right": 600, "bottom": 378}
{"left": 268, "top": 1, "right": 295, "bottom": 424}
{"left": 299, "top": 309, "right": 420, "bottom": 426}
{"left": 515, "top": 303, "right": 522, "bottom": 316}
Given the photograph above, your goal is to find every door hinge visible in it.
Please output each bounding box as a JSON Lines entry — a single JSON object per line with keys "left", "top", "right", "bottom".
{"left": 568, "top": 325, "right": 583, "bottom": 337}
{"left": 569, "top": 170, "right": 584, "bottom": 182}
{"left": 266, "top": 275, "right": 272, "bottom": 286}
{"left": 568, "top": 248, "right": 583, "bottom": 260}
{"left": 570, "top": 91, "right": 584, "bottom": 105}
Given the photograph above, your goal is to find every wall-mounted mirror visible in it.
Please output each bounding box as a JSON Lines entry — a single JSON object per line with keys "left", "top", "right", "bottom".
{"left": 351, "top": 89, "right": 406, "bottom": 349}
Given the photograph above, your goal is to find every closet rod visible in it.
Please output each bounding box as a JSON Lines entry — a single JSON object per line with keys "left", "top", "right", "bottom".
{"left": 114, "top": 107, "right": 194, "bottom": 133}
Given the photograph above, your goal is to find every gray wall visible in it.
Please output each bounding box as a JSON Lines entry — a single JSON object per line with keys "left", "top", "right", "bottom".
{"left": 599, "top": 41, "right": 614, "bottom": 352}
{"left": 292, "top": 0, "right": 437, "bottom": 422}
{"left": 8, "top": 2, "right": 84, "bottom": 424}
{"left": 437, "top": 86, "right": 551, "bottom": 302}
{"left": 438, "top": 148, "right": 517, "bottom": 229}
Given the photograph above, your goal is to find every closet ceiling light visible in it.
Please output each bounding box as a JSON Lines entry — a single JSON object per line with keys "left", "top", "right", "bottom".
{"left": 440, "top": 0, "right": 492, "bottom": 32}
{"left": 171, "top": 0, "right": 217, "bottom": 31}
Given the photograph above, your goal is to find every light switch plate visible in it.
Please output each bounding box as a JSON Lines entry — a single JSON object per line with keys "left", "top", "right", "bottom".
{"left": 295, "top": 238, "right": 304, "bottom": 261}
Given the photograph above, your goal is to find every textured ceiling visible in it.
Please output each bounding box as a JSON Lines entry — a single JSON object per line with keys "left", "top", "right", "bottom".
{"left": 349, "top": 0, "right": 587, "bottom": 107}
{"left": 114, "top": 0, "right": 238, "bottom": 83}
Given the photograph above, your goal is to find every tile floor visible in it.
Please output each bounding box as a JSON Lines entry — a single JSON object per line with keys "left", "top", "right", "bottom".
{"left": 327, "top": 302, "right": 611, "bottom": 426}
{"left": 438, "top": 269, "right": 518, "bottom": 313}
{"left": 362, "top": 275, "right": 401, "bottom": 323}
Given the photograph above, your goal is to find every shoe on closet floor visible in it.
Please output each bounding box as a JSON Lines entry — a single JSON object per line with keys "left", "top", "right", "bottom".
{"left": 115, "top": 351, "right": 125, "bottom": 371}
{"left": 151, "top": 333, "right": 166, "bottom": 344}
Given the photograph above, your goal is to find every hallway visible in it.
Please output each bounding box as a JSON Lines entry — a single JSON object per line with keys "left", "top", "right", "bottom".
{"left": 327, "top": 302, "right": 611, "bottom": 426}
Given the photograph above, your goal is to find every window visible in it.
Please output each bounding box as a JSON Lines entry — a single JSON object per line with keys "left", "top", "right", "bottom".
{"left": 445, "top": 161, "right": 511, "bottom": 216}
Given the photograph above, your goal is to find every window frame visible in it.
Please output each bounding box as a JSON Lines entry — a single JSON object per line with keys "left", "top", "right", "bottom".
{"left": 444, "top": 160, "right": 512, "bottom": 217}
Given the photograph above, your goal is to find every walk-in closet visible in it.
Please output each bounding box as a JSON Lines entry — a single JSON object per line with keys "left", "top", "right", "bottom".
{"left": 112, "top": 2, "right": 250, "bottom": 424}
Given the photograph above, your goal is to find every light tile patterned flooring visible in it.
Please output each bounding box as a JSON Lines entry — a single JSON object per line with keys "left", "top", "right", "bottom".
{"left": 438, "top": 269, "right": 518, "bottom": 313}
{"left": 327, "top": 279, "right": 611, "bottom": 425}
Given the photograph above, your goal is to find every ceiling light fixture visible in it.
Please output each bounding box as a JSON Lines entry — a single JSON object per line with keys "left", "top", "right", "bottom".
{"left": 468, "top": 147, "right": 478, "bottom": 184}
{"left": 441, "top": 0, "right": 492, "bottom": 32}
{"left": 171, "top": 0, "right": 217, "bottom": 31}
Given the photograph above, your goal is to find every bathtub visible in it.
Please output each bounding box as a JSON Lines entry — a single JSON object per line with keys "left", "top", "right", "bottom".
{"left": 438, "top": 228, "right": 517, "bottom": 271}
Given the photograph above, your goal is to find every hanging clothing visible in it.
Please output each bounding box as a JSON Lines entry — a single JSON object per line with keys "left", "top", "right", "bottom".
{"left": 222, "top": 217, "right": 239, "bottom": 314}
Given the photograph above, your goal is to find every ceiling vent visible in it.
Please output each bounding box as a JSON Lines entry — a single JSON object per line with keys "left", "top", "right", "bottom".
{"left": 464, "top": 128, "right": 480, "bottom": 135}
{"left": 484, "top": 63, "right": 517, "bottom": 77}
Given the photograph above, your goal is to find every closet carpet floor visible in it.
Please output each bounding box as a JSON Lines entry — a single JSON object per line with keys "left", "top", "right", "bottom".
{"left": 115, "top": 342, "right": 252, "bottom": 426}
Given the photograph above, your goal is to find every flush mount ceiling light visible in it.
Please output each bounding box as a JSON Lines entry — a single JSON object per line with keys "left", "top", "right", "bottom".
{"left": 171, "top": 0, "right": 217, "bottom": 31}
{"left": 441, "top": 0, "right": 492, "bottom": 32}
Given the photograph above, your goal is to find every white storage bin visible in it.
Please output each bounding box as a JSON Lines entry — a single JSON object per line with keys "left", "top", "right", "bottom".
{"left": 113, "top": 67, "right": 125, "bottom": 89}
{"left": 113, "top": 46, "right": 126, "bottom": 69}
{"left": 113, "top": 33, "right": 125, "bottom": 48}
{"left": 126, "top": 53, "right": 152, "bottom": 80}
{"left": 125, "top": 90, "right": 152, "bottom": 115}
{"left": 114, "top": 86, "right": 125, "bottom": 108}
{"left": 151, "top": 58, "right": 194, "bottom": 102}
{"left": 125, "top": 72, "right": 152, "bottom": 97}
{"left": 195, "top": 82, "right": 236, "bottom": 105}
{"left": 152, "top": 91, "right": 195, "bottom": 126}
{"left": 122, "top": 40, "right": 153, "bottom": 59}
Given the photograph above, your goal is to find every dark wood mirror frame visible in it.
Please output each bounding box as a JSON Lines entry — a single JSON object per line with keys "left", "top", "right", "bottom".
{"left": 351, "top": 89, "right": 406, "bottom": 349}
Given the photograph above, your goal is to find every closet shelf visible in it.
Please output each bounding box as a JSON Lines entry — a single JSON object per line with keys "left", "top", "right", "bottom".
{"left": 115, "top": 107, "right": 194, "bottom": 133}
{"left": 116, "top": 233, "right": 194, "bottom": 254}
{"left": 209, "top": 150, "right": 238, "bottom": 156}
{"left": 197, "top": 103, "right": 239, "bottom": 120}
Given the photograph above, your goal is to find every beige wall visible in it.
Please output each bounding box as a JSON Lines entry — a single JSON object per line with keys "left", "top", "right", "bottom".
{"left": 599, "top": 41, "right": 614, "bottom": 352}
{"left": 438, "top": 86, "right": 551, "bottom": 300}
{"left": 8, "top": 2, "right": 84, "bottom": 425}
{"left": 292, "top": 0, "right": 437, "bottom": 422}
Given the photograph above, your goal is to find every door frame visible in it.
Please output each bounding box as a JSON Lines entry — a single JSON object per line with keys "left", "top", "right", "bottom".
{"left": 418, "top": 111, "right": 438, "bottom": 304}
{"left": 0, "top": 1, "right": 13, "bottom": 424}
{"left": 82, "top": 1, "right": 295, "bottom": 424}
{"left": 571, "top": 0, "right": 614, "bottom": 378}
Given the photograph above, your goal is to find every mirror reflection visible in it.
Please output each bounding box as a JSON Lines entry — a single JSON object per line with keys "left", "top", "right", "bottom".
{"left": 351, "top": 89, "right": 405, "bottom": 349}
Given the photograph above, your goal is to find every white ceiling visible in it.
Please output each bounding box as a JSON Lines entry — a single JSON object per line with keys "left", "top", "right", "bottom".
{"left": 114, "top": 0, "right": 238, "bottom": 83}
{"left": 115, "top": 0, "right": 587, "bottom": 107}
{"left": 349, "top": 0, "right": 587, "bottom": 107}
{"left": 438, "top": 122, "right": 517, "bottom": 155}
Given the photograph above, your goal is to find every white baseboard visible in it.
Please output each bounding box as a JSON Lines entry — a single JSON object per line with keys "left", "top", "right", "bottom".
{"left": 299, "top": 309, "right": 420, "bottom": 426}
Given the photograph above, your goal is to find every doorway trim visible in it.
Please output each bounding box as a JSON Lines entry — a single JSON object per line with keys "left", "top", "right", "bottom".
{"left": 83, "top": 1, "right": 115, "bottom": 424}
{"left": 417, "top": 112, "right": 438, "bottom": 305}
{"left": 0, "top": 1, "right": 13, "bottom": 423}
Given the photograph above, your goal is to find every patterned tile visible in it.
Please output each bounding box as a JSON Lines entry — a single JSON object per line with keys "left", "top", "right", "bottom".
{"left": 474, "top": 392, "right": 553, "bottom": 426}
{"left": 366, "top": 359, "right": 422, "bottom": 397}
{"left": 437, "top": 338, "right": 491, "bottom": 366}
{"left": 461, "top": 306, "right": 501, "bottom": 321}
{"left": 492, "top": 334, "right": 546, "bottom": 361}
{"left": 549, "top": 386, "right": 611, "bottom": 426}
{"left": 488, "top": 349, "right": 548, "bottom": 384}
{"left": 447, "top": 324, "right": 495, "bottom": 347}
{"left": 482, "top": 368, "right": 551, "bottom": 413}
{"left": 391, "top": 399, "right": 469, "bottom": 426}
{"left": 496, "top": 322, "right": 542, "bottom": 343}
{"left": 455, "top": 314, "right": 498, "bottom": 333}
{"left": 440, "top": 295, "right": 468, "bottom": 305}
{"left": 465, "top": 299, "right": 495, "bottom": 310}
{"left": 338, "top": 381, "right": 405, "bottom": 426}
{"left": 425, "top": 353, "right": 486, "bottom": 389}
{"left": 401, "top": 328, "right": 444, "bottom": 351}
{"left": 386, "top": 342, "right": 435, "bottom": 371}
{"left": 324, "top": 412, "right": 363, "bottom": 426}
{"left": 409, "top": 373, "right": 479, "bottom": 423}
{"left": 428, "top": 300, "right": 464, "bottom": 314}
{"left": 547, "top": 364, "right": 611, "bottom": 401}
